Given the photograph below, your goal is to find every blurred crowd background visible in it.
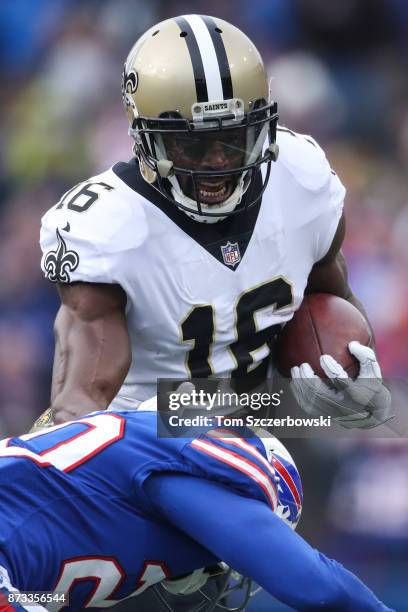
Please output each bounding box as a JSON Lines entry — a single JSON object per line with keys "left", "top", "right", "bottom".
{"left": 0, "top": 0, "right": 407, "bottom": 610}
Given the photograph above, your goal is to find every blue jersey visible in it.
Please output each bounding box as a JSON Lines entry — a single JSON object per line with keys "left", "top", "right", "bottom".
{"left": 0, "top": 410, "right": 279, "bottom": 610}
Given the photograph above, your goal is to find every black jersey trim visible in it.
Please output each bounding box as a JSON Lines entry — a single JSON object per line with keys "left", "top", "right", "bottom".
{"left": 112, "top": 160, "right": 262, "bottom": 270}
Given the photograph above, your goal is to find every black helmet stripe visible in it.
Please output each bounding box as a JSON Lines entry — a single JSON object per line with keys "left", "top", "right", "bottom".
{"left": 175, "top": 16, "right": 209, "bottom": 103}
{"left": 200, "top": 15, "right": 233, "bottom": 100}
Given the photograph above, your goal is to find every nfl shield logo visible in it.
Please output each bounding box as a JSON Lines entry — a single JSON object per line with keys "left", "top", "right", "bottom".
{"left": 220, "top": 241, "right": 241, "bottom": 267}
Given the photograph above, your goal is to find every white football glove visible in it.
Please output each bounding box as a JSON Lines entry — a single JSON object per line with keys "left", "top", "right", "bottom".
{"left": 291, "top": 341, "right": 393, "bottom": 428}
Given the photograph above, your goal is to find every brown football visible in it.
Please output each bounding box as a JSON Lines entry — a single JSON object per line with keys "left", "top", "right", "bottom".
{"left": 275, "top": 293, "right": 374, "bottom": 378}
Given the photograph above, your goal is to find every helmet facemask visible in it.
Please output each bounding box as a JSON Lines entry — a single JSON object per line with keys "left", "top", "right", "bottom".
{"left": 151, "top": 563, "right": 259, "bottom": 611}
{"left": 130, "top": 99, "right": 279, "bottom": 223}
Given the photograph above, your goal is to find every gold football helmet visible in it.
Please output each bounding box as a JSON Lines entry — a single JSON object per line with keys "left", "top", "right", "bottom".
{"left": 122, "top": 15, "right": 279, "bottom": 223}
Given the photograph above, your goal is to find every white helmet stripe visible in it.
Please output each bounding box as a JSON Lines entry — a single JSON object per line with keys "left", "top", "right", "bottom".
{"left": 200, "top": 15, "right": 233, "bottom": 99}
{"left": 184, "top": 14, "right": 224, "bottom": 102}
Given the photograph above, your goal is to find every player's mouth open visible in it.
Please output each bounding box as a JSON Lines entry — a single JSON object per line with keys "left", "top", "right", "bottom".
{"left": 197, "top": 178, "right": 234, "bottom": 205}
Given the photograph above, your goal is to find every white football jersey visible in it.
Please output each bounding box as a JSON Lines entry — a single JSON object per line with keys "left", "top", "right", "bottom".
{"left": 40, "top": 129, "right": 345, "bottom": 408}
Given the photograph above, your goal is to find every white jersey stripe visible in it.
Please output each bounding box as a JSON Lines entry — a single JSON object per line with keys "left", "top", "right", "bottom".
{"left": 0, "top": 445, "right": 52, "bottom": 467}
{"left": 191, "top": 438, "right": 278, "bottom": 510}
{"left": 207, "top": 429, "right": 278, "bottom": 481}
{"left": 184, "top": 15, "right": 224, "bottom": 101}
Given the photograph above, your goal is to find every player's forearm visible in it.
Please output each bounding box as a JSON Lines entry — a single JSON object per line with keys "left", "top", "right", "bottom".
{"left": 307, "top": 250, "right": 376, "bottom": 349}
{"left": 342, "top": 287, "right": 377, "bottom": 350}
{"left": 146, "top": 474, "right": 392, "bottom": 611}
{"left": 50, "top": 305, "right": 131, "bottom": 424}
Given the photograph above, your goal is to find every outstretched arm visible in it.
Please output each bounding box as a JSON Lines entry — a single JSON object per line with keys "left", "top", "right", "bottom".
{"left": 297, "top": 213, "right": 392, "bottom": 428}
{"left": 145, "top": 473, "right": 392, "bottom": 611}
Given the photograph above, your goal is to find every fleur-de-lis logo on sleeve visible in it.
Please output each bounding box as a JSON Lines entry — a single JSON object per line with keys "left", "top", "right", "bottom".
{"left": 44, "top": 229, "right": 79, "bottom": 283}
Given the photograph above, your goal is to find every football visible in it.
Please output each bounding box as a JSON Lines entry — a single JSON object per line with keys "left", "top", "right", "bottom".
{"left": 275, "top": 293, "right": 374, "bottom": 378}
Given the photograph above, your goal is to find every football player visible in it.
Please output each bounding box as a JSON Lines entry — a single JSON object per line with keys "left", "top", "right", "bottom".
{"left": 0, "top": 407, "right": 393, "bottom": 610}
{"left": 35, "top": 15, "right": 391, "bottom": 429}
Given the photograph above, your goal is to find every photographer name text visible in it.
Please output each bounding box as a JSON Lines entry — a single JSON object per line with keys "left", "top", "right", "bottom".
{"left": 166, "top": 415, "right": 332, "bottom": 428}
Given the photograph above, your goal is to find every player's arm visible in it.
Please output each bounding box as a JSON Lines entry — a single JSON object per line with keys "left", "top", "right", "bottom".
{"left": 305, "top": 212, "right": 374, "bottom": 341}
{"left": 296, "top": 211, "right": 392, "bottom": 428}
{"left": 145, "top": 473, "right": 392, "bottom": 611}
{"left": 47, "top": 281, "right": 130, "bottom": 425}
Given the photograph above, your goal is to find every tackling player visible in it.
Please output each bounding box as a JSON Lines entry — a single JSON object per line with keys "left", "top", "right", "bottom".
{"left": 35, "top": 14, "right": 391, "bottom": 430}
{"left": 0, "top": 407, "right": 393, "bottom": 611}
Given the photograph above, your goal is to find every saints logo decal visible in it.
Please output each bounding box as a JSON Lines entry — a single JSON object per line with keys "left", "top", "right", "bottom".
{"left": 121, "top": 64, "right": 138, "bottom": 110}
{"left": 43, "top": 229, "right": 79, "bottom": 283}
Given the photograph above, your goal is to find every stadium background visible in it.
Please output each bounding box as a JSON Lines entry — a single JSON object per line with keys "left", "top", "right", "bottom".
{"left": 0, "top": 0, "right": 407, "bottom": 609}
